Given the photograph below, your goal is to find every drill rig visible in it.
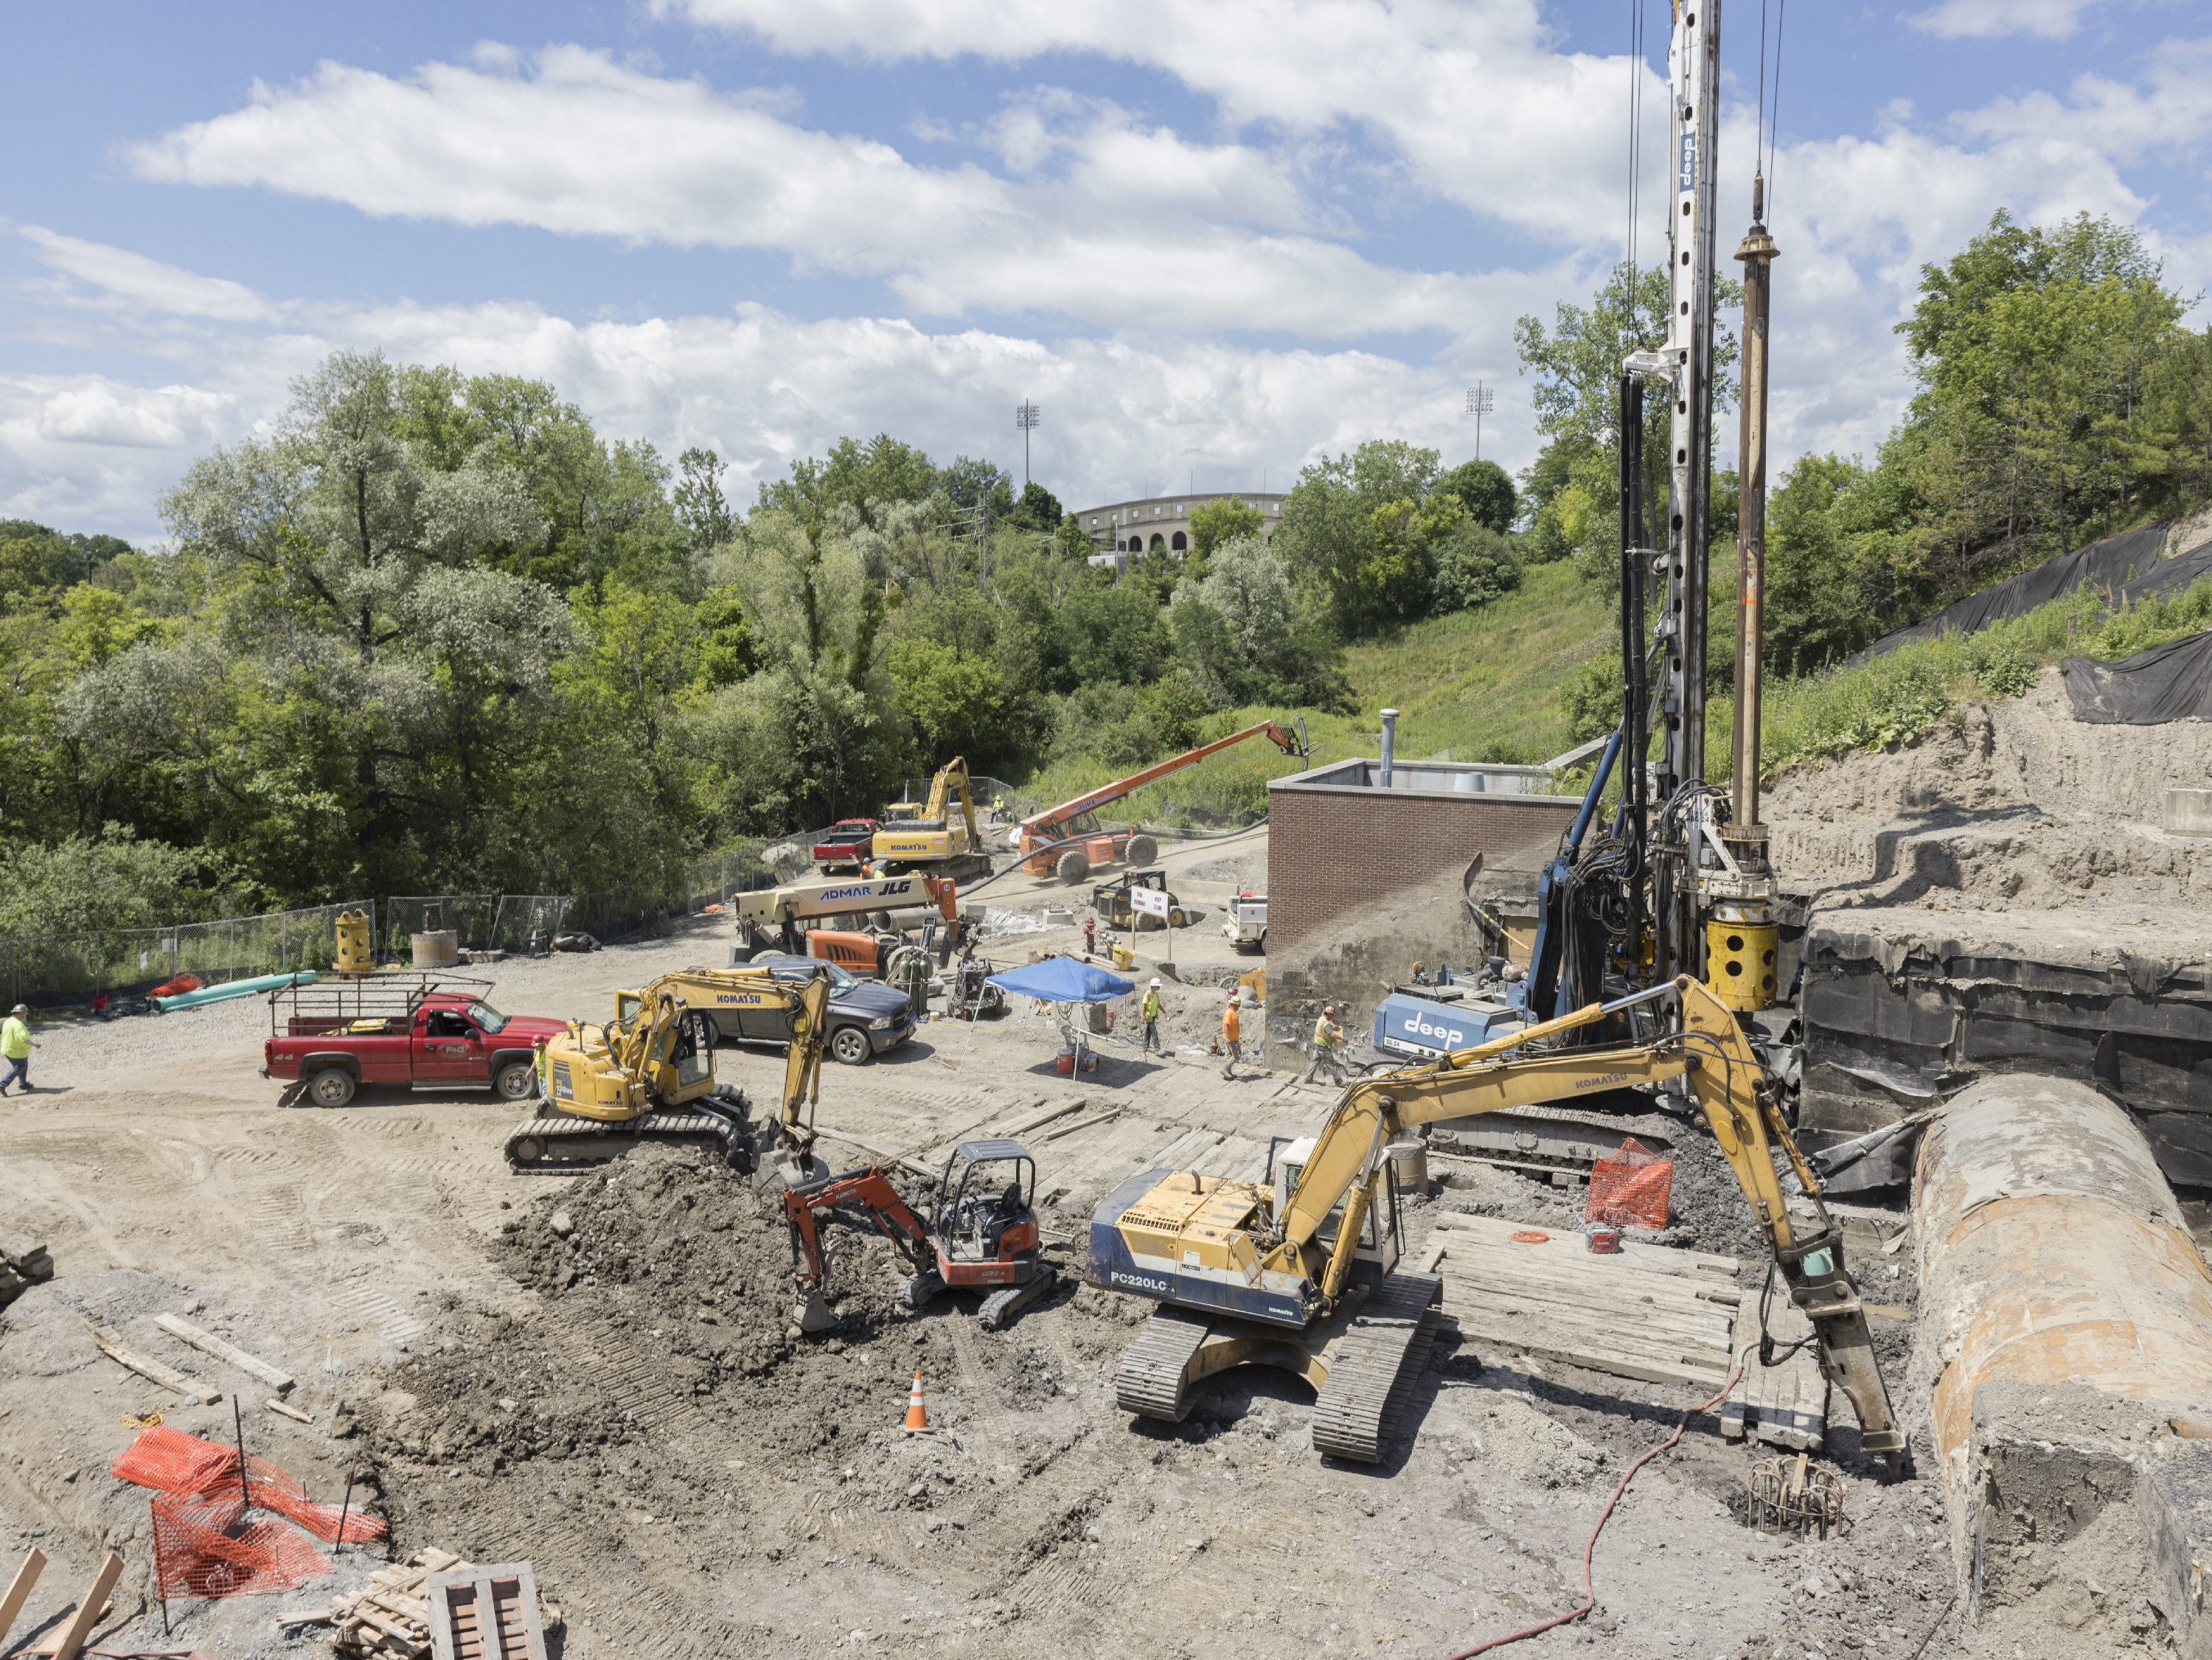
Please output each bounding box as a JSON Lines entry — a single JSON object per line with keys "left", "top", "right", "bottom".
{"left": 1518, "top": 0, "right": 1782, "bottom": 1030}
{"left": 1088, "top": 976, "right": 1905, "bottom": 1471}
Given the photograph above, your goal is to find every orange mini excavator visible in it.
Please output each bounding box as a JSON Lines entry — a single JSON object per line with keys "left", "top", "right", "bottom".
{"left": 782, "top": 1140, "right": 1057, "bottom": 1333}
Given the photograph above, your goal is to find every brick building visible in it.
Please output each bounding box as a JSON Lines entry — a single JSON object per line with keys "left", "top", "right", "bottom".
{"left": 1266, "top": 756, "right": 1578, "bottom": 956}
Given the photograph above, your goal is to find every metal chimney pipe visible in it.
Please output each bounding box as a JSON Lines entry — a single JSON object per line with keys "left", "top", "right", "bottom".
{"left": 1379, "top": 708, "right": 1399, "bottom": 787}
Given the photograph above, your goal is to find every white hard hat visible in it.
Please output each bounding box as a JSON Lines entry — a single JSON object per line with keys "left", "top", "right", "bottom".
{"left": 1150, "top": 977, "right": 1162, "bottom": 986}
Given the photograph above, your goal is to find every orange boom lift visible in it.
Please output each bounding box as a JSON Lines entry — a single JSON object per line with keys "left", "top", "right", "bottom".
{"left": 1016, "top": 719, "right": 1309, "bottom": 883}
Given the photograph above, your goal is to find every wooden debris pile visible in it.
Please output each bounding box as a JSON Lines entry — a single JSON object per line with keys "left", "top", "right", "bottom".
{"left": 0, "top": 1231, "right": 53, "bottom": 1311}
{"left": 282, "top": 1549, "right": 560, "bottom": 1658}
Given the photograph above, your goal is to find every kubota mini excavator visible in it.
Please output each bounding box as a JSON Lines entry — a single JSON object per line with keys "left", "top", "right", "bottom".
{"left": 504, "top": 966, "right": 832, "bottom": 1180}
{"left": 782, "top": 1140, "right": 1056, "bottom": 1332}
{"left": 1087, "top": 975, "right": 1907, "bottom": 1471}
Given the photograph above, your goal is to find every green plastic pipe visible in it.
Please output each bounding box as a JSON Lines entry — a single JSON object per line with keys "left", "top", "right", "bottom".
{"left": 151, "top": 969, "right": 318, "bottom": 1012}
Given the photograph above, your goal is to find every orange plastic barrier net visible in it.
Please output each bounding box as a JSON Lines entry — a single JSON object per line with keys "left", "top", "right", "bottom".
{"left": 149, "top": 1489, "right": 330, "bottom": 1600}
{"left": 113, "top": 1423, "right": 383, "bottom": 1600}
{"left": 1585, "top": 1137, "right": 1672, "bottom": 1231}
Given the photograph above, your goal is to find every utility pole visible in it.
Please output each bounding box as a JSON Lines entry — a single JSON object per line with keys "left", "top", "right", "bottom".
{"left": 1464, "top": 383, "right": 1494, "bottom": 461}
{"left": 1016, "top": 400, "right": 1040, "bottom": 487}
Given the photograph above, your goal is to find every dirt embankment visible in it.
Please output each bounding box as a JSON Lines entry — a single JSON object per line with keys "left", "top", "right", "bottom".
{"left": 1766, "top": 675, "right": 2212, "bottom": 918}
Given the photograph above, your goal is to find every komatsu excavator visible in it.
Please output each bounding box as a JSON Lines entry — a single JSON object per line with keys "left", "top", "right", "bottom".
{"left": 1087, "top": 975, "right": 1906, "bottom": 1471}
{"left": 503, "top": 966, "right": 832, "bottom": 1180}
{"left": 871, "top": 758, "right": 992, "bottom": 883}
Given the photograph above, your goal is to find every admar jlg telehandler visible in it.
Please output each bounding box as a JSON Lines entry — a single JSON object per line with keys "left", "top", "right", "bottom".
{"left": 1086, "top": 974, "right": 1907, "bottom": 1471}
{"left": 504, "top": 966, "right": 832, "bottom": 1182}
{"left": 782, "top": 1140, "right": 1057, "bottom": 1333}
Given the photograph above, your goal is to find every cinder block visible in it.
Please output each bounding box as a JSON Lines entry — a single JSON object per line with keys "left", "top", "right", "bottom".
{"left": 2165, "top": 789, "right": 2212, "bottom": 836}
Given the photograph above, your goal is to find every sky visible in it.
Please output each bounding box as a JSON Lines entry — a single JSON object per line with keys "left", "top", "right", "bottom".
{"left": 2, "top": 0, "right": 2208, "bottom": 544}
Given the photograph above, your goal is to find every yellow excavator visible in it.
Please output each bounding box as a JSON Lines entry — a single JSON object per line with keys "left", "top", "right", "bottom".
{"left": 504, "top": 966, "right": 832, "bottom": 1181}
{"left": 870, "top": 758, "right": 992, "bottom": 883}
{"left": 1085, "top": 975, "right": 1906, "bottom": 1471}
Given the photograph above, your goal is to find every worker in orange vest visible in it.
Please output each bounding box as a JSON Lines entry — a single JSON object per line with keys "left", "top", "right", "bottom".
{"left": 1220, "top": 988, "right": 1244, "bottom": 1081}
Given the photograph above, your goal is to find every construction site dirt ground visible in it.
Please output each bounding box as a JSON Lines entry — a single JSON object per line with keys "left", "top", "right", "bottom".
{"left": 0, "top": 893, "right": 1977, "bottom": 1660}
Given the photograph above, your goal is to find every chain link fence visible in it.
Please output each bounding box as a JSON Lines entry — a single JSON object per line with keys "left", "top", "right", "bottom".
{"left": 1, "top": 899, "right": 377, "bottom": 1008}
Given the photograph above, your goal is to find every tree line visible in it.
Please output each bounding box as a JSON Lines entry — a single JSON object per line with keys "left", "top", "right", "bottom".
{"left": 0, "top": 354, "right": 1523, "bottom": 939}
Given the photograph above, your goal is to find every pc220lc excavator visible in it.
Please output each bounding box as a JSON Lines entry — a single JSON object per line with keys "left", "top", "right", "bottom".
{"left": 1087, "top": 975, "right": 1907, "bottom": 1470}
{"left": 504, "top": 966, "right": 832, "bottom": 1181}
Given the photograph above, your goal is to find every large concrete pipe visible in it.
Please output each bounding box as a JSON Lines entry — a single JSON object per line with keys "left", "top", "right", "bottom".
{"left": 1912, "top": 1075, "right": 2212, "bottom": 1647}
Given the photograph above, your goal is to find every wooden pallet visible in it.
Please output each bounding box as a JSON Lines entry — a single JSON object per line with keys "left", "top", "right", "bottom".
{"left": 423, "top": 1561, "right": 546, "bottom": 1660}
{"left": 279, "top": 1549, "right": 559, "bottom": 1659}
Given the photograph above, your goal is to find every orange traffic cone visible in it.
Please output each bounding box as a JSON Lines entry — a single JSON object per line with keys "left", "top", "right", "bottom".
{"left": 904, "top": 1368, "right": 929, "bottom": 1431}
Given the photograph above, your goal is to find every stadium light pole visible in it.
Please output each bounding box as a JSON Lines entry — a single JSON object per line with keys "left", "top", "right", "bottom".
{"left": 1465, "top": 383, "right": 1495, "bottom": 461}
{"left": 1016, "top": 400, "right": 1041, "bottom": 486}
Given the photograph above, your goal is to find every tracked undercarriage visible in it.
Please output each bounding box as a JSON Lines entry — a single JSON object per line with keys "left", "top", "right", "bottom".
{"left": 503, "top": 1084, "right": 758, "bottom": 1171}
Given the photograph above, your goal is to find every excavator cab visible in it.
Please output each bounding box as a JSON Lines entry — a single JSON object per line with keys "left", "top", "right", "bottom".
{"left": 1267, "top": 1135, "right": 1401, "bottom": 1288}
{"left": 933, "top": 1141, "right": 1040, "bottom": 1274}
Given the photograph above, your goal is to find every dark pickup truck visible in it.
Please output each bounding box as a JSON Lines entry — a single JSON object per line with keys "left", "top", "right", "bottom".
{"left": 261, "top": 976, "right": 566, "bottom": 1109}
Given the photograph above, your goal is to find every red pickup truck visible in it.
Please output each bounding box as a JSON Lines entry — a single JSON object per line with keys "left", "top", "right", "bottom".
{"left": 261, "top": 977, "right": 566, "bottom": 1109}
{"left": 813, "top": 818, "right": 880, "bottom": 873}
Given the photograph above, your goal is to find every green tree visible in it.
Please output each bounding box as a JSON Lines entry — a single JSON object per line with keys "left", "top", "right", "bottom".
{"left": 1273, "top": 440, "right": 1453, "bottom": 635}
{"left": 1188, "top": 496, "right": 1264, "bottom": 563}
{"left": 1435, "top": 458, "right": 1516, "bottom": 534}
{"left": 673, "top": 447, "right": 737, "bottom": 554}
{"left": 1430, "top": 522, "right": 1522, "bottom": 612}
{"left": 1006, "top": 481, "right": 1064, "bottom": 532}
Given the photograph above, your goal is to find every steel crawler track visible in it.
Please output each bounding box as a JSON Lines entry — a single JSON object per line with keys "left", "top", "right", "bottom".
{"left": 1114, "top": 1307, "right": 1213, "bottom": 1421}
{"left": 503, "top": 1088, "right": 755, "bottom": 1171}
{"left": 1311, "top": 1272, "right": 1444, "bottom": 1463}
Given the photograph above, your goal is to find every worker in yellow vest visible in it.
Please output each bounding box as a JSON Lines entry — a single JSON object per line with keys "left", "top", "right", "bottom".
{"left": 1220, "top": 989, "right": 1243, "bottom": 1081}
{"left": 1141, "top": 978, "right": 1164, "bottom": 1053}
{"left": 0, "top": 1002, "right": 37, "bottom": 1095}
{"left": 1302, "top": 1005, "right": 1348, "bottom": 1086}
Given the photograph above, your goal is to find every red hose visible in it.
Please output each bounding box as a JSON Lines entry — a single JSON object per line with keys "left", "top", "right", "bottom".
{"left": 1442, "top": 1359, "right": 1746, "bottom": 1659}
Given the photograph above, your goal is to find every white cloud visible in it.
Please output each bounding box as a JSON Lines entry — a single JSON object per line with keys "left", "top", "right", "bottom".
{"left": 1907, "top": 0, "right": 2116, "bottom": 41}
{"left": 1, "top": 231, "right": 1545, "bottom": 541}
{"left": 125, "top": 46, "right": 1481, "bottom": 338}
{"left": 16, "top": 227, "right": 271, "bottom": 322}
{"left": 658, "top": 0, "right": 1662, "bottom": 245}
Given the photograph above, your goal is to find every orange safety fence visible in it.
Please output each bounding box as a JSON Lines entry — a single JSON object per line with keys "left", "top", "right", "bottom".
{"left": 1585, "top": 1137, "right": 1672, "bottom": 1231}
{"left": 111, "top": 1424, "right": 386, "bottom": 1545}
{"left": 148, "top": 1489, "right": 330, "bottom": 1600}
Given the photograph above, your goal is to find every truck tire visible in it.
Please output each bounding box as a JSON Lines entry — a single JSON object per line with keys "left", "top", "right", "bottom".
{"left": 830, "top": 1025, "right": 872, "bottom": 1067}
{"left": 1124, "top": 834, "right": 1158, "bottom": 867}
{"left": 1135, "top": 913, "right": 1163, "bottom": 932}
{"left": 1056, "top": 850, "right": 1091, "bottom": 884}
{"left": 308, "top": 1067, "right": 356, "bottom": 1109}
{"left": 495, "top": 1061, "right": 535, "bottom": 1101}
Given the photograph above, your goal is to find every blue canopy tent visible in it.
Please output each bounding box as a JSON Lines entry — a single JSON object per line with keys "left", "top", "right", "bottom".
{"left": 984, "top": 955, "right": 1135, "bottom": 1002}
{"left": 985, "top": 954, "right": 1135, "bottom": 1075}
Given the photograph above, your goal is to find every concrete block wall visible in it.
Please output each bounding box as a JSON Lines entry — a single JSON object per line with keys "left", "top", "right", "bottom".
{"left": 1265, "top": 782, "right": 1576, "bottom": 955}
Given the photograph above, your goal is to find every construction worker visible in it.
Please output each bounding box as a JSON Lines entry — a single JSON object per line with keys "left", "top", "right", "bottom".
{"left": 1141, "top": 978, "right": 1164, "bottom": 1053}
{"left": 1411, "top": 962, "right": 1429, "bottom": 986}
{"left": 1082, "top": 913, "right": 1096, "bottom": 958}
{"left": 1302, "top": 1004, "right": 1348, "bottom": 1087}
{"left": 1220, "top": 988, "right": 1243, "bottom": 1080}
{"left": 0, "top": 1003, "right": 36, "bottom": 1095}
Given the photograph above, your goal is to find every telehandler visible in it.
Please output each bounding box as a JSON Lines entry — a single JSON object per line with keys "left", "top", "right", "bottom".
{"left": 1087, "top": 975, "right": 1906, "bottom": 1471}
{"left": 504, "top": 966, "right": 832, "bottom": 1180}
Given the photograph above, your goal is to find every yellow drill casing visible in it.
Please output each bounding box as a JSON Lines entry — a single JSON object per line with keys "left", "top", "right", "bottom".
{"left": 1706, "top": 916, "right": 1779, "bottom": 1011}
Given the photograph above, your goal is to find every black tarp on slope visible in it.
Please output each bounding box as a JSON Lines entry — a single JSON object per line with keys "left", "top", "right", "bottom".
{"left": 1852, "top": 517, "right": 2171, "bottom": 664}
{"left": 2115, "top": 531, "right": 2212, "bottom": 604}
{"left": 2062, "top": 630, "right": 2212, "bottom": 723}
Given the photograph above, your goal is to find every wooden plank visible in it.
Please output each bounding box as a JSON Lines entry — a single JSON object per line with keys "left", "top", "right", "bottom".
{"left": 1037, "top": 1108, "right": 1121, "bottom": 1143}
{"left": 86, "top": 1322, "right": 218, "bottom": 1404}
{"left": 1427, "top": 1210, "right": 1741, "bottom": 1277}
{"left": 1435, "top": 1280, "right": 1732, "bottom": 1348}
{"left": 49, "top": 1552, "right": 122, "bottom": 1660}
{"left": 1433, "top": 1255, "right": 1743, "bottom": 1326}
{"left": 0, "top": 1549, "right": 46, "bottom": 1650}
{"left": 153, "top": 1311, "right": 294, "bottom": 1391}
{"left": 265, "top": 1396, "right": 313, "bottom": 1423}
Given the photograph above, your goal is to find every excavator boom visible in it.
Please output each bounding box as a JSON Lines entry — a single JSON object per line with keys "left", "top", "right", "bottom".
{"left": 1090, "top": 975, "right": 1905, "bottom": 1470}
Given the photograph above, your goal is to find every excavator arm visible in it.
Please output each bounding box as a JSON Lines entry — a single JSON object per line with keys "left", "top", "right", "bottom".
{"left": 771, "top": 973, "right": 832, "bottom": 1162}
{"left": 1268, "top": 975, "right": 1905, "bottom": 1471}
{"left": 783, "top": 1165, "right": 934, "bottom": 1297}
